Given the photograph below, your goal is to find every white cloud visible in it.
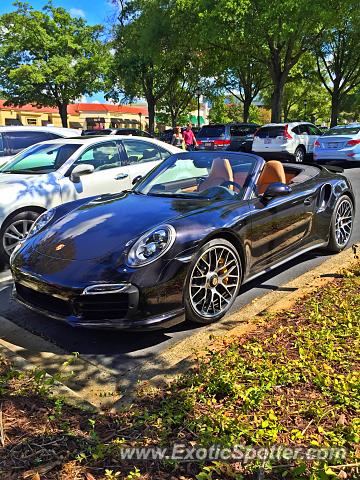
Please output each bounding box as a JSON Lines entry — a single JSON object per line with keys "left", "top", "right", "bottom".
{"left": 69, "top": 8, "right": 86, "bottom": 18}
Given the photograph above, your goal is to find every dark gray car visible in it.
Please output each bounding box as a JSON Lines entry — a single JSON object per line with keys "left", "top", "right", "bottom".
{"left": 197, "top": 123, "right": 260, "bottom": 151}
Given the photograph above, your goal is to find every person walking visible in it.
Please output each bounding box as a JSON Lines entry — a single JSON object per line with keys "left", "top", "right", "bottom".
{"left": 171, "top": 126, "right": 185, "bottom": 149}
{"left": 183, "top": 123, "right": 198, "bottom": 151}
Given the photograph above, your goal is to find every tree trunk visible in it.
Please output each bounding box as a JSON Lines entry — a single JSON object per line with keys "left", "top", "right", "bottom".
{"left": 147, "top": 98, "right": 156, "bottom": 134}
{"left": 330, "top": 93, "right": 340, "bottom": 127}
{"left": 270, "top": 80, "right": 285, "bottom": 123}
{"left": 243, "top": 98, "right": 251, "bottom": 122}
{"left": 57, "top": 103, "right": 68, "bottom": 128}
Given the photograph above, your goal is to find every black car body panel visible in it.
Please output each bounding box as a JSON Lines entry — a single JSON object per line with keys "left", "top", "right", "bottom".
{"left": 10, "top": 152, "right": 354, "bottom": 330}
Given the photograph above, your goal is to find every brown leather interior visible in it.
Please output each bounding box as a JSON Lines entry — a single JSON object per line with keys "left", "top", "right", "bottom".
{"left": 233, "top": 171, "right": 248, "bottom": 189}
{"left": 256, "top": 160, "right": 286, "bottom": 195}
{"left": 285, "top": 172, "right": 296, "bottom": 183}
{"left": 198, "top": 158, "right": 234, "bottom": 192}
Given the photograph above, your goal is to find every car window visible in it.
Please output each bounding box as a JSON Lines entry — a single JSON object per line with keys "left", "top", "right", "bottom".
{"left": 326, "top": 127, "right": 360, "bottom": 136}
{"left": 0, "top": 143, "right": 81, "bottom": 174}
{"left": 197, "top": 125, "right": 226, "bottom": 138}
{"left": 158, "top": 146, "right": 172, "bottom": 160}
{"left": 72, "top": 141, "right": 121, "bottom": 172}
{"left": 135, "top": 152, "right": 256, "bottom": 199}
{"left": 230, "top": 125, "right": 257, "bottom": 137}
{"left": 5, "top": 131, "right": 61, "bottom": 154}
{"left": 297, "top": 124, "right": 309, "bottom": 135}
{"left": 255, "top": 126, "right": 285, "bottom": 138}
{"left": 122, "top": 140, "right": 162, "bottom": 164}
{"left": 307, "top": 125, "right": 321, "bottom": 135}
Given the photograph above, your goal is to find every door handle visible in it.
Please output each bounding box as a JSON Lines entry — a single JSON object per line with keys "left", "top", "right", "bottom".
{"left": 304, "top": 197, "right": 313, "bottom": 206}
{"left": 114, "top": 173, "right": 129, "bottom": 180}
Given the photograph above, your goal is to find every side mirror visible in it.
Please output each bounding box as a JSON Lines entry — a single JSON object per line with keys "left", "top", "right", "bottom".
{"left": 132, "top": 175, "right": 143, "bottom": 186}
{"left": 263, "top": 182, "right": 292, "bottom": 199}
{"left": 70, "top": 164, "right": 94, "bottom": 182}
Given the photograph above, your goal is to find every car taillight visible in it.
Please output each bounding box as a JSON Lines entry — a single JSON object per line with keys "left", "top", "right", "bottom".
{"left": 346, "top": 139, "right": 360, "bottom": 146}
{"left": 314, "top": 140, "right": 320, "bottom": 147}
{"left": 214, "top": 139, "right": 231, "bottom": 145}
{"left": 197, "top": 140, "right": 203, "bottom": 145}
{"left": 253, "top": 128, "right": 260, "bottom": 137}
{"left": 284, "top": 124, "right": 293, "bottom": 140}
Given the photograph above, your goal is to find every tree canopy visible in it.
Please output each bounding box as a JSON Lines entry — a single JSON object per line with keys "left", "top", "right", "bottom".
{"left": 0, "top": 2, "right": 108, "bottom": 127}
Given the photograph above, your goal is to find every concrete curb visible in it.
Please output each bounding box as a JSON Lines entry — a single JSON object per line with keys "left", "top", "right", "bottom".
{"left": 134, "top": 246, "right": 358, "bottom": 396}
{"left": 0, "top": 246, "right": 357, "bottom": 410}
{"left": 0, "top": 340, "right": 96, "bottom": 412}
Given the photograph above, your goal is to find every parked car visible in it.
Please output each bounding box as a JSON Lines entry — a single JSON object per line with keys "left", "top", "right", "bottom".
{"left": 10, "top": 151, "right": 354, "bottom": 330}
{"left": 225, "top": 124, "right": 261, "bottom": 153}
{"left": 252, "top": 122, "right": 322, "bottom": 162}
{"left": 0, "top": 126, "right": 81, "bottom": 168}
{"left": 159, "top": 129, "right": 174, "bottom": 144}
{"left": 197, "top": 123, "right": 260, "bottom": 151}
{"left": 0, "top": 136, "right": 180, "bottom": 263}
{"left": 82, "top": 128, "right": 153, "bottom": 138}
{"left": 313, "top": 124, "right": 360, "bottom": 163}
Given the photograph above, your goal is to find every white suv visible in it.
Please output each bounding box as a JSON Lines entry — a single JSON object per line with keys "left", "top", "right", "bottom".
{"left": 0, "top": 126, "right": 81, "bottom": 168}
{"left": 252, "top": 122, "right": 322, "bottom": 162}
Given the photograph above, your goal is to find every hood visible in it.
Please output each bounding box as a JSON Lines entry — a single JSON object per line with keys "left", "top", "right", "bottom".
{"left": 32, "top": 191, "right": 220, "bottom": 260}
{"left": 0, "top": 172, "right": 38, "bottom": 187}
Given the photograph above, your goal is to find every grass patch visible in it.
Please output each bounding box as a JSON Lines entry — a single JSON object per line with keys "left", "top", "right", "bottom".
{"left": 0, "top": 267, "right": 359, "bottom": 479}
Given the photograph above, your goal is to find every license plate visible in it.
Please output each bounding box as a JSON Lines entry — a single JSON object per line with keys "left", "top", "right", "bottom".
{"left": 205, "top": 142, "right": 212, "bottom": 148}
{"left": 264, "top": 138, "right": 272, "bottom": 144}
{"left": 328, "top": 142, "right": 339, "bottom": 148}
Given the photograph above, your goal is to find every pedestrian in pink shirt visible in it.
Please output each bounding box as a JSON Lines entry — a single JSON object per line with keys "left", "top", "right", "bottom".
{"left": 183, "top": 123, "right": 198, "bottom": 151}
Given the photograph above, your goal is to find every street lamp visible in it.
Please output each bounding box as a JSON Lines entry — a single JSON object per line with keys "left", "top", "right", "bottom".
{"left": 195, "top": 87, "right": 201, "bottom": 128}
{"left": 138, "top": 112, "right": 143, "bottom": 131}
{"left": 304, "top": 100, "right": 308, "bottom": 120}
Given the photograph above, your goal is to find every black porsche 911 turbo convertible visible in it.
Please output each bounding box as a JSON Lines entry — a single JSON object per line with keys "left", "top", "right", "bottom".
{"left": 10, "top": 151, "right": 354, "bottom": 330}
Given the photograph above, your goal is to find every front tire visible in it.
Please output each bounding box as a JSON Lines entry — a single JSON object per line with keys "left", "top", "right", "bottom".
{"left": 325, "top": 195, "right": 354, "bottom": 253}
{"left": 184, "top": 239, "right": 242, "bottom": 325}
{"left": 0, "top": 210, "right": 41, "bottom": 264}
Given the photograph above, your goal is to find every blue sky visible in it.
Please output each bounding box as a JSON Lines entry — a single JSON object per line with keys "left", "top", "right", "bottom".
{"left": 0, "top": 1, "right": 117, "bottom": 102}
{"left": 0, "top": 0, "right": 116, "bottom": 25}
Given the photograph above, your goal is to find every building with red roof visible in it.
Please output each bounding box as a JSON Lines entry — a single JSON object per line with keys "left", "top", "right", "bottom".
{"left": 0, "top": 100, "right": 149, "bottom": 130}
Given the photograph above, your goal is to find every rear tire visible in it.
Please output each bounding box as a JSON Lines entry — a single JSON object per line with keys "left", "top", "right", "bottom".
{"left": 294, "top": 146, "right": 305, "bottom": 163}
{"left": 0, "top": 210, "right": 41, "bottom": 264}
{"left": 184, "top": 239, "right": 242, "bottom": 325}
{"left": 325, "top": 195, "right": 354, "bottom": 253}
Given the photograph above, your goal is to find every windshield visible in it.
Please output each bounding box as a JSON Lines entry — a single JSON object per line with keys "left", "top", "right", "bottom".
{"left": 197, "top": 125, "right": 226, "bottom": 138}
{"left": 134, "top": 152, "right": 257, "bottom": 200}
{"left": 0, "top": 143, "right": 81, "bottom": 174}
{"left": 326, "top": 127, "right": 360, "bottom": 136}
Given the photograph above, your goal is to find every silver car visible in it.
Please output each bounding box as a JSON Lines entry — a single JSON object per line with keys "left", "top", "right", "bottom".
{"left": 313, "top": 124, "right": 360, "bottom": 162}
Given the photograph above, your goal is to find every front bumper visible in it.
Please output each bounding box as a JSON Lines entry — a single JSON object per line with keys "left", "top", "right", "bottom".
{"left": 13, "top": 279, "right": 185, "bottom": 330}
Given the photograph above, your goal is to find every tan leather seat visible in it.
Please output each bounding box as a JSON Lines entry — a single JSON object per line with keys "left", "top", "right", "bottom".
{"left": 257, "top": 160, "right": 286, "bottom": 195}
{"left": 198, "top": 158, "right": 233, "bottom": 192}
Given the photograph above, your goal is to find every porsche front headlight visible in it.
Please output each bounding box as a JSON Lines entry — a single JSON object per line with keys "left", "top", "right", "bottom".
{"left": 127, "top": 224, "right": 176, "bottom": 267}
{"left": 28, "top": 208, "right": 56, "bottom": 238}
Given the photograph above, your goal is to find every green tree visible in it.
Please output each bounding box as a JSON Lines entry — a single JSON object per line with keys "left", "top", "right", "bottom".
{"left": 0, "top": 2, "right": 107, "bottom": 127}
{"left": 248, "top": 0, "right": 326, "bottom": 122}
{"left": 108, "top": 0, "right": 196, "bottom": 134}
{"left": 208, "top": 95, "right": 243, "bottom": 123}
{"left": 156, "top": 76, "right": 199, "bottom": 128}
{"left": 314, "top": 0, "right": 360, "bottom": 126}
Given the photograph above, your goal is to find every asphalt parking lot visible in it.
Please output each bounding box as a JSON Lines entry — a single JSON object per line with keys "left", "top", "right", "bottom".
{"left": 0, "top": 164, "right": 359, "bottom": 381}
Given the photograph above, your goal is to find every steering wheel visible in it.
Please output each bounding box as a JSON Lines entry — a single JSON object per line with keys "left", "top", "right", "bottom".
{"left": 221, "top": 180, "right": 243, "bottom": 192}
{"left": 199, "top": 185, "right": 235, "bottom": 199}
